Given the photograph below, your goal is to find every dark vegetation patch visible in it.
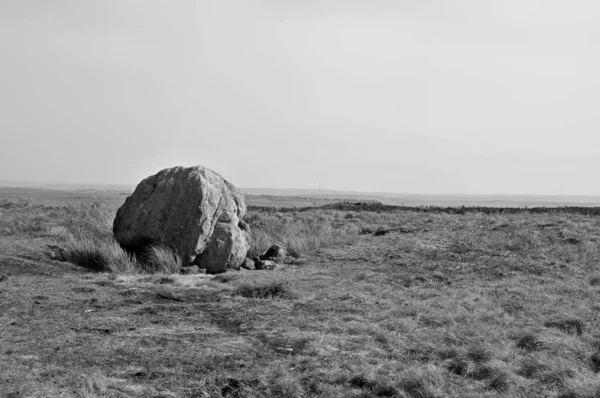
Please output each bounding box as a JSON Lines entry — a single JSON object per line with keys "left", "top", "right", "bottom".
{"left": 590, "top": 276, "right": 600, "bottom": 286}
{"left": 157, "top": 276, "right": 176, "bottom": 284}
{"left": 235, "top": 280, "right": 293, "bottom": 299}
{"left": 517, "top": 334, "right": 547, "bottom": 351}
{"left": 257, "top": 333, "right": 311, "bottom": 355}
{"left": 345, "top": 375, "right": 398, "bottom": 397}
{"left": 545, "top": 318, "right": 586, "bottom": 335}
{"left": 71, "top": 287, "right": 96, "bottom": 294}
{"left": 488, "top": 372, "right": 511, "bottom": 392}
{"left": 212, "top": 274, "right": 240, "bottom": 283}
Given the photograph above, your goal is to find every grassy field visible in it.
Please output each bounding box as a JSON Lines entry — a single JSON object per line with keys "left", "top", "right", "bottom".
{"left": 2, "top": 199, "right": 600, "bottom": 397}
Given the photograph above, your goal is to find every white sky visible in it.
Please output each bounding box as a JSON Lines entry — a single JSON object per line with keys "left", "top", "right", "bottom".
{"left": 1, "top": 0, "right": 599, "bottom": 194}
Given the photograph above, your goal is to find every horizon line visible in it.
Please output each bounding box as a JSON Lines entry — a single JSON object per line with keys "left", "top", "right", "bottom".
{"left": 1, "top": 179, "right": 600, "bottom": 198}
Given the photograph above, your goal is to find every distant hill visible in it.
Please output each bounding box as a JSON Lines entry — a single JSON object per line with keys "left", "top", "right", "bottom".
{"left": 242, "top": 188, "right": 600, "bottom": 208}
{"left": 0, "top": 181, "right": 134, "bottom": 191}
{"left": 1, "top": 182, "right": 600, "bottom": 208}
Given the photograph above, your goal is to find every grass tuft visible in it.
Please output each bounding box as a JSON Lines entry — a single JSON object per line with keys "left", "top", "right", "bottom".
{"left": 140, "top": 244, "right": 182, "bottom": 274}
{"left": 212, "top": 274, "right": 240, "bottom": 284}
{"left": 397, "top": 367, "right": 444, "bottom": 398}
{"left": 516, "top": 334, "right": 547, "bottom": 351}
{"left": 544, "top": 318, "right": 585, "bottom": 335}
{"left": 66, "top": 237, "right": 139, "bottom": 273}
{"left": 76, "top": 373, "right": 147, "bottom": 397}
{"left": 447, "top": 357, "right": 473, "bottom": 377}
{"left": 236, "top": 280, "right": 293, "bottom": 299}
{"left": 488, "top": 372, "right": 511, "bottom": 392}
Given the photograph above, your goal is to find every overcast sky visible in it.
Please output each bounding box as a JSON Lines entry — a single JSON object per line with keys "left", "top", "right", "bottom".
{"left": 1, "top": 1, "right": 599, "bottom": 194}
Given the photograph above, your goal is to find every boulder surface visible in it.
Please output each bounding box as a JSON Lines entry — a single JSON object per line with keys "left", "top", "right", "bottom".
{"left": 113, "top": 166, "right": 249, "bottom": 273}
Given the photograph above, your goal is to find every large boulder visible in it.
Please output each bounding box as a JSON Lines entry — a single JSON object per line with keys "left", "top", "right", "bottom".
{"left": 113, "top": 166, "right": 249, "bottom": 273}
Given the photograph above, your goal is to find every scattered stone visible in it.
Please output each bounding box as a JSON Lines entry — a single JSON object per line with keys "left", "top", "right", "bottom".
{"left": 241, "top": 258, "right": 255, "bottom": 270}
{"left": 180, "top": 265, "right": 204, "bottom": 275}
{"left": 156, "top": 291, "right": 182, "bottom": 301}
{"left": 254, "top": 259, "right": 278, "bottom": 271}
{"left": 113, "top": 165, "right": 249, "bottom": 274}
{"left": 373, "top": 228, "right": 392, "bottom": 237}
{"left": 46, "top": 245, "right": 70, "bottom": 262}
{"left": 260, "top": 244, "right": 288, "bottom": 260}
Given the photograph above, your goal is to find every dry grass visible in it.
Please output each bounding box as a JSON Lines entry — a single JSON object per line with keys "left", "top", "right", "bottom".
{"left": 66, "top": 236, "right": 139, "bottom": 273}
{"left": 236, "top": 280, "right": 294, "bottom": 299}
{"left": 246, "top": 209, "right": 360, "bottom": 258}
{"left": 0, "top": 202, "right": 181, "bottom": 274}
{"left": 139, "top": 244, "right": 182, "bottom": 274}
{"left": 4, "top": 201, "right": 600, "bottom": 396}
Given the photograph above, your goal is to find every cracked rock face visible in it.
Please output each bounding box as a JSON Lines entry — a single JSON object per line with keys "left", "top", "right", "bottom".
{"left": 113, "top": 166, "right": 248, "bottom": 273}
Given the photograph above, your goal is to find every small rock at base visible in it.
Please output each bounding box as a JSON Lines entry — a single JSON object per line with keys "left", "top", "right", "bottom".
{"left": 241, "top": 258, "right": 255, "bottom": 270}
{"left": 46, "top": 245, "right": 70, "bottom": 262}
{"left": 373, "top": 228, "right": 392, "bottom": 236}
{"left": 259, "top": 244, "right": 288, "bottom": 260}
{"left": 254, "top": 259, "right": 278, "bottom": 271}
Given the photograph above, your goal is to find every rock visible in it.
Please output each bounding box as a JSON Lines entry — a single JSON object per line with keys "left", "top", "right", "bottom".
{"left": 238, "top": 219, "right": 251, "bottom": 233}
{"left": 194, "top": 222, "right": 249, "bottom": 273}
{"left": 113, "top": 166, "right": 249, "bottom": 274}
{"left": 156, "top": 291, "right": 182, "bottom": 301}
{"left": 180, "top": 265, "right": 204, "bottom": 275}
{"left": 46, "top": 245, "right": 70, "bottom": 262}
{"left": 0, "top": 274, "right": 7, "bottom": 282}
{"left": 254, "top": 259, "right": 278, "bottom": 271}
{"left": 260, "top": 244, "right": 288, "bottom": 260}
{"left": 373, "top": 228, "right": 391, "bottom": 237}
{"left": 241, "top": 258, "right": 255, "bottom": 270}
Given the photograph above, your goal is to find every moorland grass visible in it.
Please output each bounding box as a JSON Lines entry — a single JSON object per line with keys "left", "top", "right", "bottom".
{"left": 3, "top": 202, "right": 600, "bottom": 396}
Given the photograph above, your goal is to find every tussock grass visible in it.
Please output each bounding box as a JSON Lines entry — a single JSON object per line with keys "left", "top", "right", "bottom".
{"left": 76, "top": 373, "right": 156, "bottom": 398}
{"left": 488, "top": 372, "right": 511, "bottom": 392}
{"left": 66, "top": 239, "right": 182, "bottom": 274}
{"left": 66, "top": 236, "right": 139, "bottom": 273}
{"left": 545, "top": 318, "right": 586, "bottom": 336}
{"left": 246, "top": 209, "right": 360, "bottom": 258}
{"left": 139, "top": 244, "right": 182, "bottom": 274}
{"left": 517, "top": 333, "right": 547, "bottom": 351}
{"left": 236, "top": 280, "right": 293, "bottom": 299}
